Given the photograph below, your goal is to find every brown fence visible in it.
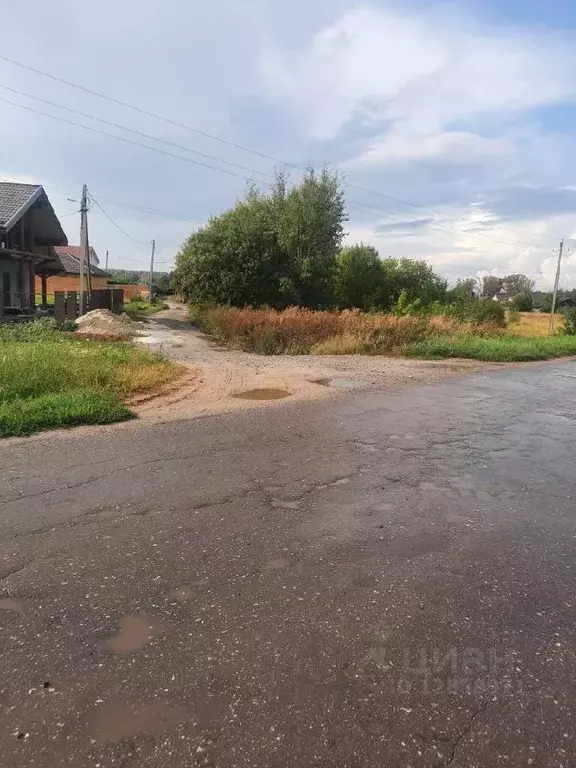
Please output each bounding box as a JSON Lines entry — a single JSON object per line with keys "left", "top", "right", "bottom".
{"left": 54, "top": 289, "right": 124, "bottom": 326}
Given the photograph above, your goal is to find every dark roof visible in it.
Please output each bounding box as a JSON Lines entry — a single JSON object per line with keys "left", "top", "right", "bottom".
{"left": 0, "top": 182, "right": 43, "bottom": 229}
{"left": 53, "top": 246, "right": 109, "bottom": 277}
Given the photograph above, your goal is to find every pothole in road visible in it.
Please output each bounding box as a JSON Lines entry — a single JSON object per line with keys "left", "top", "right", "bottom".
{"left": 233, "top": 388, "right": 291, "bottom": 401}
{"left": 0, "top": 598, "right": 22, "bottom": 613}
{"left": 315, "top": 378, "right": 368, "bottom": 389}
{"left": 103, "top": 616, "right": 166, "bottom": 653}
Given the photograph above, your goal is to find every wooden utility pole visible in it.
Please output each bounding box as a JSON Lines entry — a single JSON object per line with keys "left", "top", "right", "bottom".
{"left": 148, "top": 239, "right": 156, "bottom": 301}
{"left": 79, "top": 184, "right": 89, "bottom": 316}
{"left": 105, "top": 249, "right": 109, "bottom": 270}
{"left": 549, "top": 239, "right": 564, "bottom": 334}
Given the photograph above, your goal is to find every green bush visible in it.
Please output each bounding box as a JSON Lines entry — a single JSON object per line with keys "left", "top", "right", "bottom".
{"left": 509, "top": 293, "right": 534, "bottom": 312}
{"left": 561, "top": 307, "right": 576, "bottom": 336}
{"left": 445, "top": 298, "right": 506, "bottom": 326}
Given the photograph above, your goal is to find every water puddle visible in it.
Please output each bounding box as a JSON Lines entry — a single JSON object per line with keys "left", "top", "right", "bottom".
{"left": 233, "top": 388, "right": 290, "bottom": 401}
{"left": 315, "top": 378, "right": 368, "bottom": 389}
{"left": 103, "top": 616, "right": 166, "bottom": 653}
{"left": 0, "top": 598, "right": 22, "bottom": 613}
{"left": 167, "top": 585, "right": 197, "bottom": 603}
{"left": 271, "top": 498, "right": 302, "bottom": 510}
{"left": 87, "top": 702, "right": 186, "bottom": 744}
{"left": 264, "top": 557, "right": 291, "bottom": 571}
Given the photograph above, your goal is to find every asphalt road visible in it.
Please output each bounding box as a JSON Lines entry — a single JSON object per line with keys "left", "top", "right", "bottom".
{"left": 1, "top": 362, "right": 575, "bottom": 767}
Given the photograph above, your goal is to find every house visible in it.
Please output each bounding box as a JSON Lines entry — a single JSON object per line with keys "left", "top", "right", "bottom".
{"left": 0, "top": 182, "right": 68, "bottom": 317}
{"left": 34, "top": 245, "right": 110, "bottom": 296}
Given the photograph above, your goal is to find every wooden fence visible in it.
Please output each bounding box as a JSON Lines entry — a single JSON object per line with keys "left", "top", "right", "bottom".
{"left": 54, "top": 289, "right": 124, "bottom": 325}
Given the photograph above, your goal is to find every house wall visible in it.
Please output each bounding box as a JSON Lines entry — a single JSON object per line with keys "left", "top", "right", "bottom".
{"left": 0, "top": 259, "right": 22, "bottom": 307}
{"left": 34, "top": 275, "right": 110, "bottom": 294}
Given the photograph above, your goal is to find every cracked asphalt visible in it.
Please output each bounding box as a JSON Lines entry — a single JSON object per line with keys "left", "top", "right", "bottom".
{"left": 1, "top": 361, "right": 575, "bottom": 767}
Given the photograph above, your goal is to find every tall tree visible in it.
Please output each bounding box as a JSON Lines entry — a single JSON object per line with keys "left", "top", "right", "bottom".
{"left": 502, "top": 274, "right": 535, "bottom": 296}
{"left": 382, "top": 258, "right": 448, "bottom": 306}
{"left": 335, "top": 244, "right": 386, "bottom": 309}
{"left": 173, "top": 169, "right": 347, "bottom": 309}
{"left": 479, "top": 275, "right": 503, "bottom": 298}
{"left": 277, "top": 168, "right": 347, "bottom": 307}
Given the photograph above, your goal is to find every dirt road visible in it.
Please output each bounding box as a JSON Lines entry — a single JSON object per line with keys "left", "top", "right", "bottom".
{"left": 134, "top": 304, "right": 485, "bottom": 422}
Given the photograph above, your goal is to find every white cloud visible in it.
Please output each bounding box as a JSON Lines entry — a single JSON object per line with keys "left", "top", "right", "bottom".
{"left": 345, "top": 130, "right": 514, "bottom": 169}
{"left": 261, "top": 6, "right": 576, "bottom": 139}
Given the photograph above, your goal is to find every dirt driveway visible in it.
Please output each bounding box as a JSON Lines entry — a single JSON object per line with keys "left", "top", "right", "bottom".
{"left": 133, "top": 304, "right": 486, "bottom": 423}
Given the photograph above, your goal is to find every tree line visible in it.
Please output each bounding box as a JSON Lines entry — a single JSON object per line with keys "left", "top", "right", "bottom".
{"left": 171, "top": 169, "right": 544, "bottom": 316}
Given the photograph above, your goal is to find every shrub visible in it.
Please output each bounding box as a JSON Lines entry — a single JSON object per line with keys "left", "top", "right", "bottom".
{"left": 561, "top": 307, "right": 576, "bottom": 336}
{"left": 445, "top": 298, "right": 506, "bottom": 326}
{"left": 191, "top": 305, "right": 475, "bottom": 355}
{"left": 509, "top": 293, "right": 534, "bottom": 312}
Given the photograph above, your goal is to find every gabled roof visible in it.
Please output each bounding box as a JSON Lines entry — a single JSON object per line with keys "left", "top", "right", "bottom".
{"left": 0, "top": 181, "right": 67, "bottom": 245}
{"left": 0, "top": 182, "right": 43, "bottom": 230}
{"left": 53, "top": 245, "right": 109, "bottom": 277}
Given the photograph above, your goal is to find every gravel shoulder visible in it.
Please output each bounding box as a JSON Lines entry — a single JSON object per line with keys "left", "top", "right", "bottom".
{"left": 132, "top": 304, "right": 490, "bottom": 423}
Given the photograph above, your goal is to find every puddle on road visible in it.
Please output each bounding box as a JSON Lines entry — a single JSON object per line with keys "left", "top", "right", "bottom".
{"left": 87, "top": 702, "right": 186, "bottom": 744}
{"left": 103, "top": 616, "right": 166, "bottom": 653}
{"left": 233, "top": 388, "right": 291, "bottom": 401}
{"left": 0, "top": 599, "right": 22, "bottom": 614}
{"left": 271, "top": 498, "right": 302, "bottom": 510}
{"left": 315, "top": 378, "right": 368, "bottom": 389}
{"left": 167, "top": 585, "right": 199, "bottom": 603}
{"left": 264, "top": 557, "right": 291, "bottom": 571}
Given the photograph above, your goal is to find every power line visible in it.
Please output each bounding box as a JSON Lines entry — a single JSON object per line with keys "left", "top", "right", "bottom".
{"left": 0, "top": 51, "right": 562, "bottom": 246}
{"left": 0, "top": 83, "right": 275, "bottom": 181}
{"left": 89, "top": 193, "right": 149, "bottom": 245}
{"left": 0, "top": 51, "right": 292, "bottom": 168}
{"left": 0, "top": 96, "right": 271, "bottom": 186}
{"left": 0, "top": 172, "right": 205, "bottom": 227}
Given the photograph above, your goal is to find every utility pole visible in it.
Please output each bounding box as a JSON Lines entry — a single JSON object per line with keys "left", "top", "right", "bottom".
{"left": 79, "top": 184, "right": 89, "bottom": 316}
{"left": 549, "top": 239, "right": 564, "bottom": 334}
{"left": 105, "top": 249, "right": 109, "bottom": 271}
{"left": 148, "top": 239, "right": 156, "bottom": 301}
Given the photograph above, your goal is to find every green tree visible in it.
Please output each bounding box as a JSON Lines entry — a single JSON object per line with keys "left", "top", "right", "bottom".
{"left": 152, "top": 272, "right": 173, "bottom": 295}
{"left": 382, "top": 258, "right": 447, "bottom": 307}
{"left": 509, "top": 292, "right": 534, "bottom": 312}
{"left": 173, "top": 191, "right": 285, "bottom": 307}
{"left": 479, "top": 275, "right": 503, "bottom": 298}
{"left": 335, "top": 244, "right": 386, "bottom": 309}
{"left": 502, "top": 273, "right": 535, "bottom": 296}
{"left": 446, "top": 278, "right": 477, "bottom": 304}
{"left": 276, "top": 168, "right": 347, "bottom": 307}
{"left": 173, "top": 169, "right": 347, "bottom": 309}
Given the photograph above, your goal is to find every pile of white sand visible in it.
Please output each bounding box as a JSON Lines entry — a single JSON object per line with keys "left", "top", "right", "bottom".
{"left": 76, "top": 309, "right": 138, "bottom": 335}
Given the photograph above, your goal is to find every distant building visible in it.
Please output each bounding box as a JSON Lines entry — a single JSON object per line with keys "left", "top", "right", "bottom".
{"left": 34, "top": 245, "right": 110, "bottom": 295}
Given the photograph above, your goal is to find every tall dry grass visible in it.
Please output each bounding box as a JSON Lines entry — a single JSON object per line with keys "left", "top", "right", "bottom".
{"left": 193, "top": 305, "right": 500, "bottom": 355}
{"left": 507, "top": 312, "right": 564, "bottom": 337}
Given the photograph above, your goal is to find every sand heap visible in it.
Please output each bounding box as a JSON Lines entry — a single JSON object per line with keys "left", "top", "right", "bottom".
{"left": 75, "top": 309, "right": 138, "bottom": 336}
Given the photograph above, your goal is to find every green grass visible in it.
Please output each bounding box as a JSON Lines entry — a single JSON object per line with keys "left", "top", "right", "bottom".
{"left": 0, "top": 391, "right": 133, "bottom": 437}
{"left": 405, "top": 334, "right": 576, "bottom": 362}
{"left": 123, "top": 300, "right": 169, "bottom": 319}
{"left": 0, "top": 320, "right": 180, "bottom": 438}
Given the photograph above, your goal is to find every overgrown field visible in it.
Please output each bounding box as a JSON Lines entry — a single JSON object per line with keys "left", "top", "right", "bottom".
{"left": 190, "top": 304, "right": 576, "bottom": 361}
{"left": 507, "top": 311, "right": 564, "bottom": 337}
{"left": 0, "top": 320, "right": 179, "bottom": 437}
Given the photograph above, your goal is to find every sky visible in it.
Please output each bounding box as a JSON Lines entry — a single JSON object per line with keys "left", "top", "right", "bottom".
{"left": 2, "top": 0, "right": 576, "bottom": 287}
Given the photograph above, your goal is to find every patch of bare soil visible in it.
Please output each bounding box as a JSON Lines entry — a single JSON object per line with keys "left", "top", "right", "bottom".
{"left": 124, "top": 304, "right": 494, "bottom": 425}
